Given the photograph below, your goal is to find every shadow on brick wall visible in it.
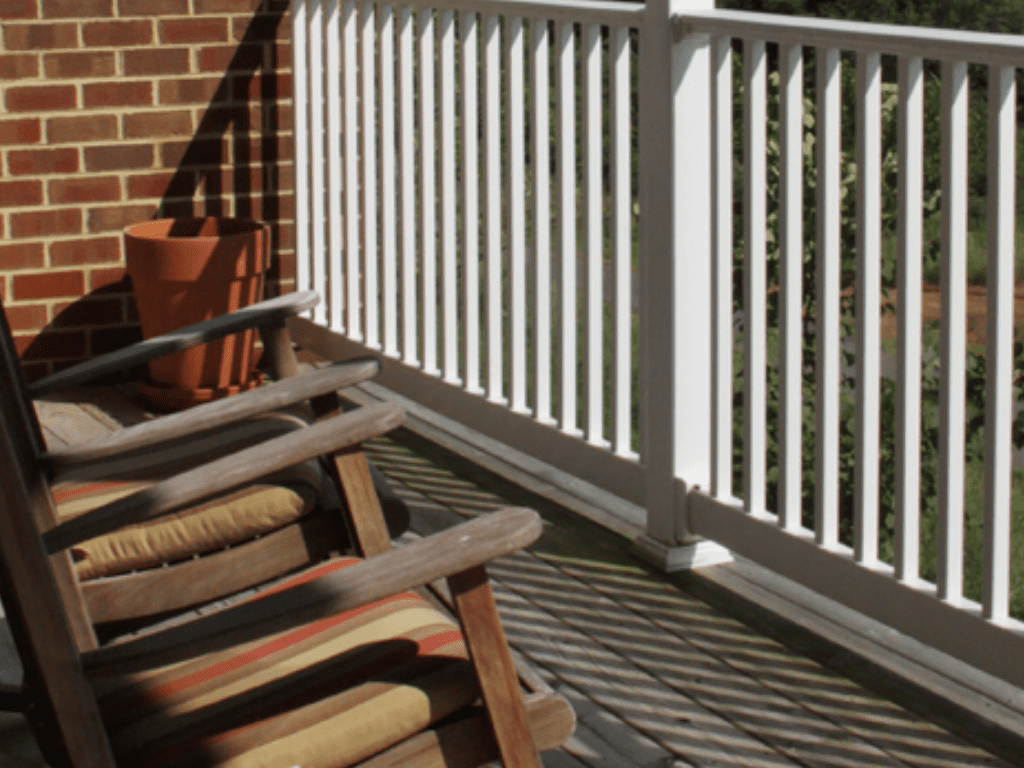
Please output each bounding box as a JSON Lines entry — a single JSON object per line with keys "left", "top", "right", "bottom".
{"left": 21, "top": 4, "right": 289, "bottom": 383}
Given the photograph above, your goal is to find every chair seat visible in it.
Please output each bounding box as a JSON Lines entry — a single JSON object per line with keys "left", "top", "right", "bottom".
{"left": 54, "top": 462, "right": 321, "bottom": 580}
{"left": 94, "top": 558, "right": 478, "bottom": 768}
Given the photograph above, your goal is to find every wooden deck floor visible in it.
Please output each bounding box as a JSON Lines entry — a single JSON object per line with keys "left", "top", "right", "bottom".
{"left": 2, "top": 385, "right": 1018, "bottom": 768}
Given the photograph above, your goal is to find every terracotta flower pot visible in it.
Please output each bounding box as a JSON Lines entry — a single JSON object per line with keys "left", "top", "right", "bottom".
{"left": 124, "top": 217, "right": 270, "bottom": 411}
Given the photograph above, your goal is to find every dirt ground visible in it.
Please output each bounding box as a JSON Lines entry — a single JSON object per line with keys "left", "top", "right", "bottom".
{"left": 879, "top": 284, "right": 1024, "bottom": 348}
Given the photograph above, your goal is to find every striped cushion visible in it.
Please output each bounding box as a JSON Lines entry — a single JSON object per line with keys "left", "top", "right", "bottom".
{"left": 50, "top": 409, "right": 325, "bottom": 581}
{"left": 53, "top": 462, "right": 321, "bottom": 580}
{"left": 100, "top": 558, "right": 476, "bottom": 768}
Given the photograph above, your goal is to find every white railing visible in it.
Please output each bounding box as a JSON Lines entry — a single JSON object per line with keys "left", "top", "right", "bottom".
{"left": 292, "top": 0, "right": 1024, "bottom": 688}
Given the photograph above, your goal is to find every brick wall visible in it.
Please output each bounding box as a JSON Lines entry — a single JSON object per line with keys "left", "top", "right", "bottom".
{"left": 0, "top": 0, "right": 294, "bottom": 381}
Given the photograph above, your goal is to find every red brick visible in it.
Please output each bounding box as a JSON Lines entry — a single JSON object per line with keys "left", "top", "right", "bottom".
{"left": 0, "top": 117, "right": 41, "bottom": 146}
{"left": 0, "top": 53, "right": 38, "bottom": 79}
{"left": 0, "top": 179, "right": 43, "bottom": 206}
{"left": 0, "top": 242, "right": 45, "bottom": 269}
{"left": 10, "top": 208, "right": 82, "bottom": 238}
{"left": 82, "top": 19, "right": 152, "bottom": 46}
{"left": 0, "top": 0, "right": 37, "bottom": 19}
{"left": 195, "top": 0, "right": 262, "bottom": 12}
{"left": 123, "top": 110, "right": 193, "bottom": 140}
{"left": 7, "top": 147, "right": 78, "bottom": 176}
{"left": 84, "top": 144, "right": 154, "bottom": 172}
{"left": 49, "top": 236, "right": 121, "bottom": 266}
{"left": 91, "top": 324, "right": 142, "bottom": 354}
{"left": 52, "top": 297, "right": 124, "bottom": 327}
{"left": 159, "top": 77, "right": 224, "bottom": 106}
{"left": 42, "top": 0, "right": 113, "bottom": 18}
{"left": 274, "top": 251, "right": 295, "bottom": 280}
{"left": 5, "top": 85, "right": 77, "bottom": 113}
{"left": 87, "top": 204, "right": 156, "bottom": 233}
{"left": 17, "top": 329, "right": 87, "bottom": 361}
{"left": 127, "top": 171, "right": 196, "bottom": 199}
{"left": 160, "top": 138, "right": 225, "bottom": 168}
{"left": 44, "top": 51, "right": 117, "bottom": 79}
{"left": 237, "top": 134, "right": 292, "bottom": 163}
{"left": 47, "top": 114, "right": 118, "bottom": 144}
{"left": 123, "top": 47, "right": 189, "bottom": 77}
{"left": 4, "top": 304, "right": 48, "bottom": 332}
{"left": 82, "top": 81, "right": 153, "bottom": 109}
{"left": 197, "top": 43, "right": 263, "bottom": 73}
{"left": 13, "top": 270, "right": 85, "bottom": 300}
{"left": 160, "top": 199, "right": 198, "bottom": 218}
{"left": 3, "top": 22, "right": 78, "bottom": 50}
{"left": 88, "top": 266, "right": 130, "bottom": 291}
{"left": 48, "top": 176, "right": 121, "bottom": 205}
{"left": 215, "top": 165, "right": 266, "bottom": 195}
{"left": 232, "top": 12, "right": 283, "bottom": 43}
{"left": 117, "top": 0, "right": 187, "bottom": 16}
{"left": 232, "top": 72, "right": 290, "bottom": 102}
{"left": 159, "top": 17, "right": 228, "bottom": 45}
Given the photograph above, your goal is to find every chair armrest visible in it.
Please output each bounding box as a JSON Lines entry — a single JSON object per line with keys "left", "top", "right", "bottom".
{"left": 28, "top": 291, "right": 319, "bottom": 397}
{"left": 42, "top": 401, "right": 404, "bottom": 554}
{"left": 81, "top": 506, "right": 543, "bottom": 674}
{"left": 42, "top": 356, "right": 380, "bottom": 472}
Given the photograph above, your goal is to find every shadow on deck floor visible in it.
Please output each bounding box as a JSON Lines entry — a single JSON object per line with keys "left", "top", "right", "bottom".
{"left": 3, "top": 386, "right": 1019, "bottom": 768}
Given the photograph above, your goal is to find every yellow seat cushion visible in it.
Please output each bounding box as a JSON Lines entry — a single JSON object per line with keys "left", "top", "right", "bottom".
{"left": 98, "top": 558, "right": 477, "bottom": 768}
{"left": 53, "top": 461, "right": 321, "bottom": 580}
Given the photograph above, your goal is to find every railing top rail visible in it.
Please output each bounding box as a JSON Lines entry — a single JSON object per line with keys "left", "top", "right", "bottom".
{"left": 357, "top": 0, "right": 644, "bottom": 26}
{"left": 673, "top": 8, "right": 1024, "bottom": 66}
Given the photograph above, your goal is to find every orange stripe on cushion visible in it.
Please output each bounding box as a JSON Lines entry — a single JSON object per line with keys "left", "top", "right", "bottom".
{"left": 143, "top": 592, "right": 434, "bottom": 703}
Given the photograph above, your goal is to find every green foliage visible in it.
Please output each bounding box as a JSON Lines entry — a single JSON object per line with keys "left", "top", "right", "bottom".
{"left": 726, "top": 27, "right": 1024, "bottom": 612}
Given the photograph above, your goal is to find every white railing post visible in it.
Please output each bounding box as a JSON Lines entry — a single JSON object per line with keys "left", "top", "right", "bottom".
{"left": 635, "top": 0, "right": 730, "bottom": 571}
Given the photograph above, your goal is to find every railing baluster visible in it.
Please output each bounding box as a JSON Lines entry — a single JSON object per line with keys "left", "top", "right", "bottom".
{"left": 415, "top": 10, "right": 437, "bottom": 375}
{"left": 557, "top": 20, "right": 578, "bottom": 435}
{"left": 711, "top": 33, "right": 733, "bottom": 500}
{"left": 984, "top": 64, "right": 1017, "bottom": 622}
{"left": 895, "top": 55, "right": 923, "bottom": 582}
{"left": 361, "top": 2, "right": 379, "bottom": 349}
{"left": 743, "top": 37, "right": 767, "bottom": 514}
{"left": 461, "top": 11, "right": 482, "bottom": 394}
{"left": 815, "top": 46, "right": 841, "bottom": 547}
{"left": 399, "top": 5, "right": 417, "bottom": 364}
{"left": 937, "top": 59, "right": 968, "bottom": 601}
{"left": 379, "top": 3, "right": 398, "bottom": 357}
{"left": 310, "top": 0, "right": 328, "bottom": 326}
{"left": 484, "top": 12, "right": 503, "bottom": 403}
{"left": 584, "top": 22, "right": 605, "bottom": 446}
{"left": 344, "top": 0, "right": 360, "bottom": 340}
{"left": 292, "top": 0, "right": 312, "bottom": 308}
{"left": 777, "top": 41, "right": 802, "bottom": 529}
{"left": 531, "top": 18, "right": 553, "bottom": 425}
{"left": 326, "top": 0, "right": 344, "bottom": 331}
{"left": 440, "top": 8, "right": 458, "bottom": 383}
{"left": 611, "top": 25, "right": 633, "bottom": 458}
{"left": 855, "top": 51, "right": 881, "bottom": 562}
{"left": 419, "top": 8, "right": 438, "bottom": 375}
{"left": 508, "top": 16, "right": 528, "bottom": 412}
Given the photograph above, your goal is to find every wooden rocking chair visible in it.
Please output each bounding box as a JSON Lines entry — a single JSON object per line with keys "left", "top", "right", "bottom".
{"left": 0, "top": 293, "right": 575, "bottom": 767}
{"left": 2, "top": 291, "right": 411, "bottom": 631}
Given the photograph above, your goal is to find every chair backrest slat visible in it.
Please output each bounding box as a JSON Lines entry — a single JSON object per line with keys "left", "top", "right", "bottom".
{"left": 0, "top": 302, "right": 98, "bottom": 651}
{"left": 0, "top": 302, "right": 116, "bottom": 766}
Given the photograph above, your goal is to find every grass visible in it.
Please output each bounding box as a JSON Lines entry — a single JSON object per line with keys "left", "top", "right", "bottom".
{"left": 931, "top": 462, "right": 1024, "bottom": 619}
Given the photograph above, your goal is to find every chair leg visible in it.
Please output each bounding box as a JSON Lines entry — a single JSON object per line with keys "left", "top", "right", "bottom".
{"left": 448, "top": 565, "right": 542, "bottom": 768}
{"left": 326, "top": 448, "right": 394, "bottom": 557}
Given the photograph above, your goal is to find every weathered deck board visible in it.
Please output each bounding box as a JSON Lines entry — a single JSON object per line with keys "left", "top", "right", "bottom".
{"left": 3, "top": 386, "right": 1015, "bottom": 768}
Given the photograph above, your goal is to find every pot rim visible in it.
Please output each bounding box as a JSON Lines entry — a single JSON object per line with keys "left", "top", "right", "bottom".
{"left": 124, "top": 216, "right": 268, "bottom": 241}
